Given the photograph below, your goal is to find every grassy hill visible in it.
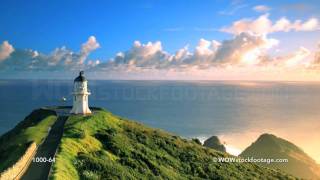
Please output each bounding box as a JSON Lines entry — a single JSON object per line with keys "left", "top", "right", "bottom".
{"left": 240, "top": 133, "right": 320, "bottom": 179}
{"left": 49, "top": 109, "right": 296, "bottom": 179}
{"left": 0, "top": 108, "right": 57, "bottom": 172}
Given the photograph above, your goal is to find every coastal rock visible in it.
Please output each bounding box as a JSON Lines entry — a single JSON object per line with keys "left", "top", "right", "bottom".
{"left": 203, "top": 136, "right": 226, "bottom": 152}
{"left": 240, "top": 133, "right": 320, "bottom": 179}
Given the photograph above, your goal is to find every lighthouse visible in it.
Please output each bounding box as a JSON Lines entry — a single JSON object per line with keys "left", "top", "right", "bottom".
{"left": 70, "top": 71, "right": 92, "bottom": 114}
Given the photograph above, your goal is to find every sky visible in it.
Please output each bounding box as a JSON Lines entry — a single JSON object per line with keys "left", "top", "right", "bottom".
{"left": 1, "top": 0, "right": 320, "bottom": 80}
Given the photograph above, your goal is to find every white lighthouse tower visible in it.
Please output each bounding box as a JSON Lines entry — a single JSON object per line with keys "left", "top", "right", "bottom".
{"left": 70, "top": 71, "right": 92, "bottom": 114}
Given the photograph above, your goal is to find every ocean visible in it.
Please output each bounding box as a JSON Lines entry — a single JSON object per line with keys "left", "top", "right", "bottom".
{"left": 0, "top": 80, "right": 320, "bottom": 162}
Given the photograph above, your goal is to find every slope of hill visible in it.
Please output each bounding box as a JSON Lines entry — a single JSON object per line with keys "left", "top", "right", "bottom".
{"left": 0, "top": 108, "right": 57, "bottom": 172}
{"left": 240, "top": 133, "right": 320, "bottom": 179}
{"left": 49, "top": 109, "right": 296, "bottom": 179}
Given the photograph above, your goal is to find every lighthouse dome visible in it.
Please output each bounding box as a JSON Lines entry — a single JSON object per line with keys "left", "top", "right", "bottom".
{"left": 74, "top": 71, "right": 87, "bottom": 82}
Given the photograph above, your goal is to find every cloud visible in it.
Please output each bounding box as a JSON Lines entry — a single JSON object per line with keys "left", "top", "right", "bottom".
{"left": 0, "top": 41, "right": 14, "bottom": 61}
{"left": 253, "top": 5, "right": 271, "bottom": 12}
{"left": 79, "top": 36, "right": 100, "bottom": 64}
{"left": 218, "top": 4, "right": 248, "bottom": 15}
{"left": 280, "top": 3, "right": 312, "bottom": 13}
{"left": 298, "top": 18, "right": 319, "bottom": 31}
{"left": 109, "top": 41, "right": 170, "bottom": 69}
{"left": 0, "top": 33, "right": 284, "bottom": 74}
{"left": 312, "top": 44, "right": 320, "bottom": 65}
{"left": 0, "top": 36, "right": 100, "bottom": 71}
{"left": 270, "top": 47, "right": 311, "bottom": 67}
{"left": 1, "top": 34, "right": 319, "bottom": 81}
{"left": 284, "top": 47, "right": 311, "bottom": 67}
{"left": 99, "top": 32, "right": 278, "bottom": 71}
{"left": 88, "top": 33, "right": 320, "bottom": 81}
{"left": 214, "top": 32, "right": 278, "bottom": 65}
{"left": 221, "top": 14, "right": 320, "bottom": 35}
{"left": 221, "top": 14, "right": 272, "bottom": 35}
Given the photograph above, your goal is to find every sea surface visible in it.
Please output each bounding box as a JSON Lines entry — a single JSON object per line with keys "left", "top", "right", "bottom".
{"left": 0, "top": 80, "right": 320, "bottom": 162}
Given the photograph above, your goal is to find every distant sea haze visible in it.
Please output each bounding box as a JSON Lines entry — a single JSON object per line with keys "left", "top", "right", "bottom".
{"left": 0, "top": 80, "right": 319, "bottom": 162}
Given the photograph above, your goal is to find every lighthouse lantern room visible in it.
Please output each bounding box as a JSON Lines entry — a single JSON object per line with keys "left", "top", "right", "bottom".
{"left": 70, "top": 71, "right": 92, "bottom": 114}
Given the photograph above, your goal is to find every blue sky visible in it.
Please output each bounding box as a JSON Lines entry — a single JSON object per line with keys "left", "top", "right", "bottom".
{"left": 0, "top": 0, "right": 320, "bottom": 80}
{"left": 1, "top": 0, "right": 318, "bottom": 59}
{"left": 0, "top": 0, "right": 231, "bottom": 59}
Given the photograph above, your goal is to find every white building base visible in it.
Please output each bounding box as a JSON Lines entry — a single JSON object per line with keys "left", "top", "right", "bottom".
{"left": 70, "top": 94, "right": 92, "bottom": 115}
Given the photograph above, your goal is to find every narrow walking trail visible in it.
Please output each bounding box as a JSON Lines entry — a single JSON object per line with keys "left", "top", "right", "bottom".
{"left": 21, "top": 116, "right": 67, "bottom": 180}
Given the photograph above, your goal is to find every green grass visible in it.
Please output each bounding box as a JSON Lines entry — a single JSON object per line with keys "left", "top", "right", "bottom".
{"left": 50, "top": 109, "right": 297, "bottom": 180}
{"left": 0, "top": 109, "right": 57, "bottom": 172}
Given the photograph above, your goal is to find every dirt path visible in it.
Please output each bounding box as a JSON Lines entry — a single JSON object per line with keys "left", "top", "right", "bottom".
{"left": 21, "top": 116, "right": 67, "bottom": 180}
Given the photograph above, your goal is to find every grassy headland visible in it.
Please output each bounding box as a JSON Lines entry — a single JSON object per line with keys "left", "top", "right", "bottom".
{"left": 50, "top": 109, "right": 296, "bottom": 179}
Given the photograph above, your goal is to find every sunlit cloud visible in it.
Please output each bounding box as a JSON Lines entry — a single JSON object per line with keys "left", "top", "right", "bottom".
{"left": 221, "top": 14, "right": 320, "bottom": 35}
{"left": 314, "top": 44, "right": 320, "bottom": 64}
{"left": 253, "top": 5, "right": 271, "bottom": 13}
{"left": 0, "top": 41, "right": 14, "bottom": 61}
{"left": 79, "top": 36, "right": 100, "bottom": 64}
{"left": 0, "top": 25, "right": 320, "bottom": 80}
{"left": 98, "top": 32, "right": 278, "bottom": 71}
